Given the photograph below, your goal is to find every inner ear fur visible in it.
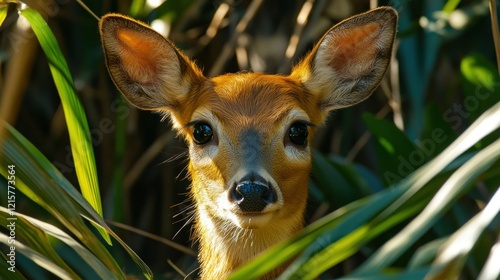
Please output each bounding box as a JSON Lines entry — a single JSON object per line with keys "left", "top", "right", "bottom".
{"left": 291, "top": 7, "right": 398, "bottom": 111}
{"left": 99, "top": 14, "right": 206, "bottom": 111}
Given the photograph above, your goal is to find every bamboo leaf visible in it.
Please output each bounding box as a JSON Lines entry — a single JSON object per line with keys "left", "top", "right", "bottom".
{"left": 427, "top": 187, "right": 500, "bottom": 279}
{"left": 0, "top": 122, "right": 153, "bottom": 279}
{"left": 228, "top": 188, "right": 406, "bottom": 280}
{"left": 280, "top": 186, "right": 428, "bottom": 280}
{"left": 0, "top": 209, "right": 81, "bottom": 279}
{"left": 0, "top": 207, "right": 115, "bottom": 279}
{"left": 0, "top": 4, "right": 7, "bottom": 26}
{"left": 0, "top": 132, "right": 125, "bottom": 278}
{"left": 0, "top": 233, "right": 72, "bottom": 279}
{"left": 0, "top": 251, "right": 27, "bottom": 280}
{"left": 477, "top": 234, "right": 500, "bottom": 280}
{"left": 356, "top": 138, "right": 500, "bottom": 274}
{"left": 19, "top": 7, "right": 109, "bottom": 244}
{"left": 408, "top": 238, "right": 447, "bottom": 268}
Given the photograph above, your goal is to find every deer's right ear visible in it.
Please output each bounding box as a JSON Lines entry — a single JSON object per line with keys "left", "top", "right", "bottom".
{"left": 99, "top": 14, "right": 206, "bottom": 111}
{"left": 291, "top": 7, "right": 397, "bottom": 112}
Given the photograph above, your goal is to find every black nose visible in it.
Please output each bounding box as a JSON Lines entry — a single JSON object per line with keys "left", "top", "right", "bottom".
{"left": 229, "top": 177, "right": 276, "bottom": 212}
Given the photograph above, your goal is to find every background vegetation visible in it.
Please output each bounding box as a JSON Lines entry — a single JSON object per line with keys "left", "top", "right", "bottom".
{"left": 0, "top": 0, "right": 499, "bottom": 279}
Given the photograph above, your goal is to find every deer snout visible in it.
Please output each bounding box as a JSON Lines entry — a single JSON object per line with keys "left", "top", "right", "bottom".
{"left": 228, "top": 175, "right": 277, "bottom": 212}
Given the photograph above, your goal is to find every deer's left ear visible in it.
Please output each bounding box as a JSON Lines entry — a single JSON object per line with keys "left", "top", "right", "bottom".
{"left": 291, "top": 7, "right": 397, "bottom": 111}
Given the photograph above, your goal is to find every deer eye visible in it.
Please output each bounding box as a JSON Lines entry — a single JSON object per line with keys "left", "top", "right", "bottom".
{"left": 288, "top": 122, "right": 308, "bottom": 146}
{"left": 193, "top": 122, "right": 213, "bottom": 145}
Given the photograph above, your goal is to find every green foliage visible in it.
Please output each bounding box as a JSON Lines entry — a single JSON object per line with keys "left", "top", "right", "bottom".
{"left": 20, "top": 7, "right": 108, "bottom": 244}
{"left": 0, "top": 0, "right": 498, "bottom": 279}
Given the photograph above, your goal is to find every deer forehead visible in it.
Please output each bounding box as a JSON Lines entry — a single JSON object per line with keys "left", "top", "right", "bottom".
{"left": 192, "top": 73, "right": 319, "bottom": 128}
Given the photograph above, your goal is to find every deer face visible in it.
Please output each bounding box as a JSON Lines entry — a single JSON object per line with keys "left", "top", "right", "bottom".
{"left": 99, "top": 7, "right": 397, "bottom": 231}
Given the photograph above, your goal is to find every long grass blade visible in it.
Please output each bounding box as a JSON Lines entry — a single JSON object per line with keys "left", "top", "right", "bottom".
{"left": 427, "top": 187, "right": 500, "bottom": 279}
{"left": 228, "top": 187, "right": 406, "bottom": 279}
{"left": 0, "top": 122, "right": 153, "bottom": 279}
{"left": 0, "top": 4, "right": 7, "bottom": 26}
{"left": 0, "top": 209, "right": 81, "bottom": 279}
{"left": 0, "top": 233, "right": 72, "bottom": 279}
{"left": 19, "top": 7, "right": 109, "bottom": 244}
{"left": 0, "top": 207, "right": 115, "bottom": 279}
{"left": 477, "top": 234, "right": 500, "bottom": 280}
{"left": 355, "top": 101, "right": 500, "bottom": 273}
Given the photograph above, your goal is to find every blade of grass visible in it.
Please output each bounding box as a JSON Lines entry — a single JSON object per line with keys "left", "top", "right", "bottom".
{"left": 0, "top": 4, "right": 7, "bottom": 26}
{"left": 19, "top": 7, "right": 109, "bottom": 244}
{"left": 372, "top": 101, "right": 500, "bottom": 226}
{"left": 341, "top": 267, "right": 431, "bottom": 280}
{"left": 228, "top": 187, "right": 407, "bottom": 279}
{"left": 427, "top": 187, "right": 500, "bottom": 279}
{"left": 0, "top": 207, "right": 115, "bottom": 279}
{"left": 356, "top": 138, "right": 500, "bottom": 275}
{"left": 0, "top": 210, "right": 81, "bottom": 279}
{"left": 408, "top": 238, "right": 447, "bottom": 268}
{"left": 280, "top": 185, "right": 430, "bottom": 280}
{"left": 1, "top": 140, "right": 125, "bottom": 278}
{"left": 1, "top": 122, "right": 153, "bottom": 279}
{"left": 355, "top": 102, "right": 500, "bottom": 273}
{"left": 0, "top": 251, "right": 27, "bottom": 280}
{"left": 477, "top": 234, "right": 500, "bottom": 280}
{"left": 0, "top": 233, "right": 72, "bottom": 279}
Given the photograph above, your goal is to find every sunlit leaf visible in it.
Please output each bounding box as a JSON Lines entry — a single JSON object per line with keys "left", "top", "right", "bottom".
{"left": 427, "top": 187, "right": 500, "bottom": 279}
{"left": 0, "top": 122, "right": 152, "bottom": 279}
{"left": 0, "top": 207, "right": 115, "bottom": 279}
{"left": 19, "top": 8, "right": 109, "bottom": 244}
{"left": 0, "top": 4, "right": 7, "bottom": 26}
{"left": 355, "top": 102, "right": 500, "bottom": 273}
{"left": 229, "top": 188, "right": 406, "bottom": 280}
{"left": 477, "top": 235, "right": 500, "bottom": 280}
{"left": 0, "top": 233, "right": 71, "bottom": 279}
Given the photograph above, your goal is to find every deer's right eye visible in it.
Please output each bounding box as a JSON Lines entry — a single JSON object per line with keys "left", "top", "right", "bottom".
{"left": 193, "top": 122, "right": 213, "bottom": 145}
{"left": 288, "top": 122, "right": 309, "bottom": 146}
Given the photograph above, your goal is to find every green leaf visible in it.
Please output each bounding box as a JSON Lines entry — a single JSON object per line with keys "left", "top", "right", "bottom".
{"left": 363, "top": 113, "right": 420, "bottom": 185}
{"left": 460, "top": 54, "right": 500, "bottom": 146}
{"left": 421, "top": 103, "right": 457, "bottom": 156}
{"left": 229, "top": 187, "right": 406, "bottom": 280}
{"left": 355, "top": 101, "right": 500, "bottom": 274}
{"left": 443, "top": 0, "right": 462, "bottom": 14}
{"left": 408, "top": 238, "right": 448, "bottom": 268}
{"left": 0, "top": 207, "right": 118, "bottom": 279}
{"left": 427, "top": 187, "right": 500, "bottom": 279}
{"left": 0, "top": 122, "right": 153, "bottom": 279}
{"left": 340, "top": 267, "right": 431, "bottom": 280}
{"left": 0, "top": 209, "right": 81, "bottom": 279}
{"left": 19, "top": 8, "right": 109, "bottom": 244}
{"left": 0, "top": 249, "right": 27, "bottom": 280}
{"left": 0, "top": 233, "right": 72, "bottom": 279}
{"left": 147, "top": 0, "right": 196, "bottom": 25}
{"left": 460, "top": 54, "right": 500, "bottom": 122}
{"left": 280, "top": 179, "right": 430, "bottom": 280}
{"left": 0, "top": 125, "right": 124, "bottom": 278}
{"left": 312, "top": 151, "right": 357, "bottom": 207}
{"left": 0, "top": 4, "right": 7, "bottom": 26}
{"left": 477, "top": 234, "right": 500, "bottom": 280}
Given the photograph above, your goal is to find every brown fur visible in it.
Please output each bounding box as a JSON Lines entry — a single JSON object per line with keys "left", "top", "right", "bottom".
{"left": 100, "top": 7, "right": 397, "bottom": 279}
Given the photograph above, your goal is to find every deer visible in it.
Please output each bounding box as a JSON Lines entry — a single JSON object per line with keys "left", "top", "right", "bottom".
{"left": 99, "top": 6, "right": 397, "bottom": 279}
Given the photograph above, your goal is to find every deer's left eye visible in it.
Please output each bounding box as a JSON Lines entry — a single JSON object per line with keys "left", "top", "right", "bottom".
{"left": 288, "top": 122, "right": 308, "bottom": 146}
{"left": 193, "top": 122, "right": 213, "bottom": 145}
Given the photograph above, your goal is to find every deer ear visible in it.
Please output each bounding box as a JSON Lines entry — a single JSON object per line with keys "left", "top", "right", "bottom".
{"left": 99, "top": 14, "right": 206, "bottom": 111}
{"left": 291, "top": 7, "right": 397, "bottom": 111}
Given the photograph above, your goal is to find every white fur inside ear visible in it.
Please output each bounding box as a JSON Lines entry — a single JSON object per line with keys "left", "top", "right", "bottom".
{"left": 292, "top": 7, "right": 397, "bottom": 111}
{"left": 101, "top": 15, "right": 205, "bottom": 111}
